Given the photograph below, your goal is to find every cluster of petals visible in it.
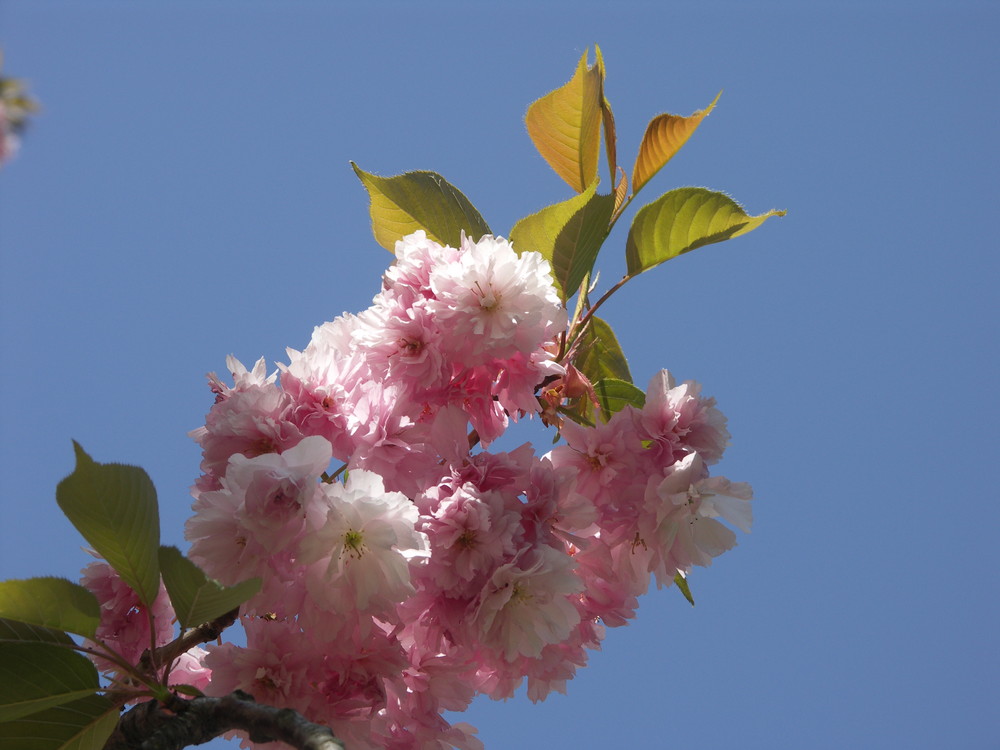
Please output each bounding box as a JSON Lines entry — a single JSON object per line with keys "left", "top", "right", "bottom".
{"left": 87, "top": 230, "right": 761, "bottom": 749}
{"left": 79, "top": 560, "right": 211, "bottom": 692}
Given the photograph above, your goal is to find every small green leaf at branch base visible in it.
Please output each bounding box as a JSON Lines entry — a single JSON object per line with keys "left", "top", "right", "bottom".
{"left": 673, "top": 573, "right": 695, "bottom": 606}
{"left": 625, "top": 187, "right": 785, "bottom": 276}
{"left": 55, "top": 443, "right": 161, "bottom": 608}
{"left": 159, "top": 546, "right": 261, "bottom": 630}
{"left": 0, "top": 579, "right": 100, "bottom": 640}
{"left": 352, "top": 164, "right": 491, "bottom": 252}
{"left": 0, "top": 693, "right": 119, "bottom": 750}
{"left": 0, "top": 643, "right": 100, "bottom": 722}
{"left": 171, "top": 684, "right": 205, "bottom": 698}
{"left": 509, "top": 181, "right": 614, "bottom": 300}
{"left": 525, "top": 50, "right": 603, "bottom": 193}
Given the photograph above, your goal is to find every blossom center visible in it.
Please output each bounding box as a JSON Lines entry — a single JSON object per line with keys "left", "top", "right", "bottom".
{"left": 342, "top": 529, "right": 366, "bottom": 559}
{"left": 473, "top": 281, "right": 500, "bottom": 311}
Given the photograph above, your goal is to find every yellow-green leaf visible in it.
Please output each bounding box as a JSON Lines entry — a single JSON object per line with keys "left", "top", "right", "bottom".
{"left": 0, "top": 694, "right": 119, "bottom": 750}
{"left": 612, "top": 167, "right": 628, "bottom": 216}
{"left": 631, "top": 91, "right": 721, "bottom": 195}
{"left": 55, "top": 444, "right": 160, "bottom": 608}
{"left": 594, "top": 46, "right": 617, "bottom": 182}
{"left": 509, "top": 180, "right": 614, "bottom": 300}
{"left": 0, "top": 643, "right": 100, "bottom": 722}
{"left": 525, "top": 50, "right": 603, "bottom": 193}
{"left": 352, "top": 164, "right": 491, "bottom": 252}
{"left": 673, "top": 573, "right": 695, "bottom": 606}
{"left": 625, "top": 187, "right": 785, "bottom": 276}
{"left": 159, "top": 546, "right": 261, "bottom": 629}
{"left": 0, "top": 579, "right": 100, "bottom": 640}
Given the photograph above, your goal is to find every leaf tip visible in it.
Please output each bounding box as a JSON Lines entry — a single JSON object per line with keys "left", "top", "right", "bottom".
{"left": 70, "top": 440, "right": 94, "bottom": 468}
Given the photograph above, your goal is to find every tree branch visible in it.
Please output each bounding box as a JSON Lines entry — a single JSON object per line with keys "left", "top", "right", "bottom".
{"left": 104, "top": 691, "right": 345, "bottom": 750}
{"left": 138, "top": 608, "right": 240, "bottom": 679}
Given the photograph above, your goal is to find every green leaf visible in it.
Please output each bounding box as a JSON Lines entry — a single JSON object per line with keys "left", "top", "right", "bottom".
{"left": 594, "top": 46, "right": 618, "bottom": 183}
{"left": 673, "top": 573, "right": 695, "bottom": 606}
{"left": 509, "top": 180, "right": 615, "bottom": 300}
{"left": 0, "top": 618, "right": 74, "bottom": 646}
{"left": 158, "top": 546, "right": 260, "bottom": 629}
{"left": 55, "top": 443, "right": 161, "bottom": 608}
{"left": 574, "top": 317, "right": 631, "bottom": 385}
{"left": 0, "top": 643, "right": 100, "bottom": 722}
{"left": 626, "top": 187, "right": 785, "bottom": 276}
{"left": 525, "top": 49, "right": 603, "bottom": 193}
{"left": 352, "top": 164, "right": 491, "bottom": 252}
{"left": 0, "top": 579, "right": 100, "bottom": 640}
{"left": 0, "top": 694, "right": 119, "bottom": 750}
{"left": 593, "top": 378, "right": 646, "bottom": 422}
{"left": 631, "top": 92, "right": 721, "bottom": 195}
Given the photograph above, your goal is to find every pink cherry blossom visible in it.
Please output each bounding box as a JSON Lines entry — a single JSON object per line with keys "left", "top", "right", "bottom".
{"left": 637, "top": 370, "right": 731, "bottom": 465}
{"left": 427, "top": 234, "right": 565, "bottom": 367}
{"left": 80, "top": 560, "right": 175, "bottom": 675}
{"left": 300, "top": 469, "right": 428, "bottom": 615}
{"left": 471, "top": 545, "right": 582, "bottom": 661}
{"left": 643, "top": 451, "right": 753, "bottom": 584}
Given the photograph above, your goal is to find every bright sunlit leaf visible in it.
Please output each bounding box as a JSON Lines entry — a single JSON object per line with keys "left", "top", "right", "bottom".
{"left": 625, "top": 187, "right": 785, "bottom": 276}
{"left": 594, "top": 47, "right": 618, "bottom": 182}
{"left": 631, "top": 91, "right": 721, "bottom": 195}
{"left": 525, "top": 49, "right": 603, "bottom": 193}
{"left": 159, "top": 546, "right": 260, "bottom": 630}
{"left": 0, "top": 579, "right": 100, "bottom": 640}
{"left": 0, "top": 694, "right": 119, "bottom": 750}
{"left": 352, "top": 164, "right": 491, "bottom": 253}
{"left": 0, "top": 643, "right": 100, "bottom": 722}
{"left": 509, "top": 180, "right": 614, "bottom": 300}
{"left": 612, "top": 167, "right": 628, "bottom": 216}
{"left": 673, "top": 573, "right": 695, "bottom": 606}
{"left": 55, "top": 443, "right": 160, "bottom": 608}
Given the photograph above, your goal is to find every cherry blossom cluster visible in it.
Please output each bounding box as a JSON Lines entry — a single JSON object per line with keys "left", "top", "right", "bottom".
{"left": 82, "top": 231, "right": 752, "bottom": 750}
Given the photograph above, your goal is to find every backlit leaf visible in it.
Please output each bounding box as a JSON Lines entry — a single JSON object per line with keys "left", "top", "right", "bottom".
{"left": 625, "top": 187, "right": 785, "bottom": 276}
{"left": 574, "top": 317, "right": 631, "bottom": 385}
{"left": 525, "top": 50, "right": 603, "bottom": 193}
{"left": 593, "top": 378, "right": 646, "bottom": 422}
{"left": 0, "top": 579, "right": 100, "bottom": 639}
{"left": 632, "top": 91, "right": 721, "bottom": 195}
{"left": 0, "top": 643, "right": 99, "bottom": 722}
{"left": 612, "top": 167, "right": 628, "bottom": 216}
{"left": 159, "top": 546, "right": 261, "bottom": 630}
{"left": 509, "top": 180, "right": 614, "bottom": 300}
{"left": 352, "top": 164, "right": 491, "bottom": 252}
{"left": 594, "top": 47, "right": 617, "bottom": 182}
{"left": 0, "top": 694, "right": 119, "bottom": 750}
{"left": 55, "top": 444, "right": 160, "bottom": 607}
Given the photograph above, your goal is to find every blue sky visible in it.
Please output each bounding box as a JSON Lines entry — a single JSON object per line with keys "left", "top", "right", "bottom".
{"left": 1, "top": 2, "right": 997, "bottom": 748}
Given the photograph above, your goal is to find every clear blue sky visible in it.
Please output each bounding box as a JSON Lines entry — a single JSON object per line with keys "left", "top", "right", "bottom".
{"left": 1, "top": 2, "right": 997, "bottom": 748}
